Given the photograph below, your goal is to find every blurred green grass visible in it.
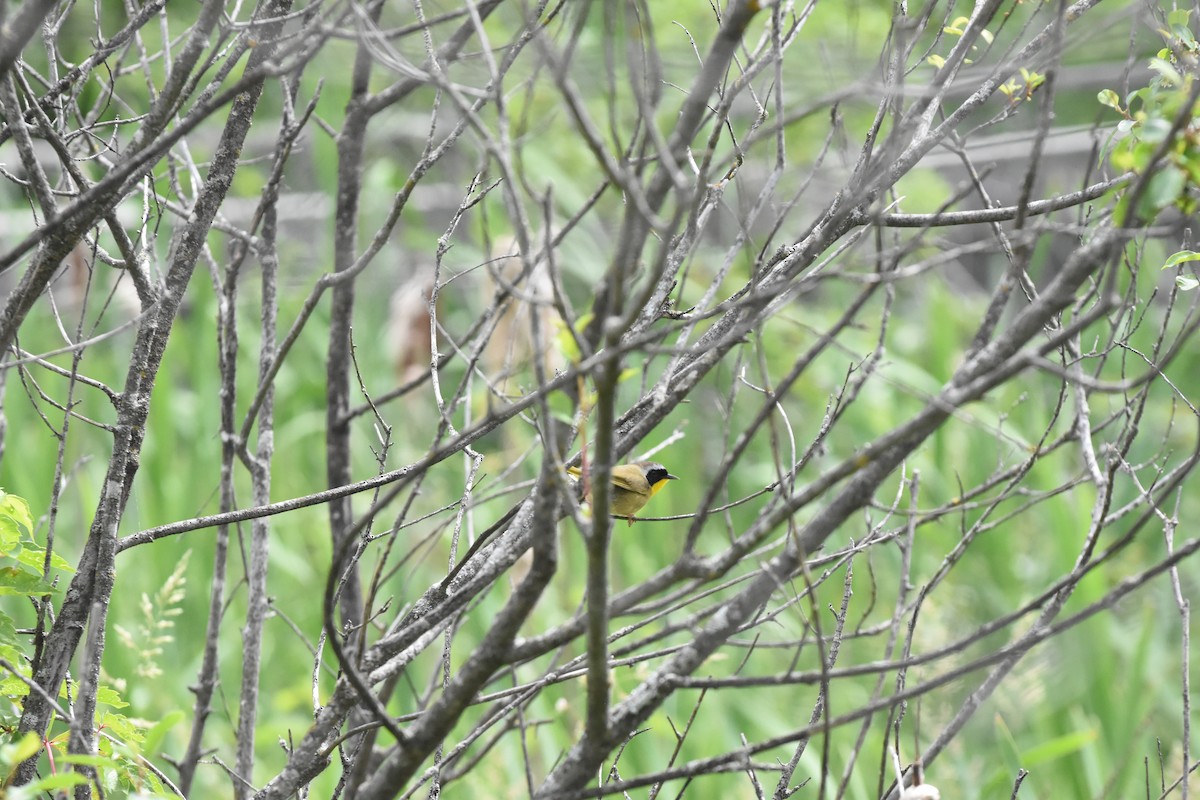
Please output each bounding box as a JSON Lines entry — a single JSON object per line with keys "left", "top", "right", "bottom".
{"left": 4, "top": 1, "right": 1198, "bottom": 796}
{"left": 9, "top": 253, "right": 1195, "bottom": 798}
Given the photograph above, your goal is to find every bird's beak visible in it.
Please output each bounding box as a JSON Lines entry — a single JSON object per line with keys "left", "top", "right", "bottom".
{"left": 666, "top": 473, "right": 679, "bottom": 480}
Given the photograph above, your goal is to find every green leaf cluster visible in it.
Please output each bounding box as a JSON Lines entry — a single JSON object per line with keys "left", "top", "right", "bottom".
{"left": 1101, "top": 9, "right": 1200, "bottom": 221}
{"left": 0, "top": 492, "right": 181, "bottom": 798}
{"left": 0, "top": 491, "right": 70, "bottom": 600}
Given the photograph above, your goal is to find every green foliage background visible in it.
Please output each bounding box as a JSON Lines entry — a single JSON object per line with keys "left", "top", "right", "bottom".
{"left": 3, "top": 1, "right": 1199, "bottom": 797}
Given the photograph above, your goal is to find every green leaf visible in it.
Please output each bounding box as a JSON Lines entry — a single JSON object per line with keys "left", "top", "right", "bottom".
{"left": 0, "top": 565, "right": 56, "bottom": 597}
{"left": 926, "top": 54, "right": 945, "bottom": 69}
{"left": 0, "top": 673, "right": 32, "bottom": 696}
{"left": 142, "top": 710, "right": 185, "bottom": 757}
{"left": 1139, "top": 165, "right": 1186, "bottom": 215}
{"left": 0, "top": 731, "right": 42, "bottom": 767}
{"left": 23, "top": 772, "right": 90, "bottom": 791}
{"left": 57, "top": 753, "right": 119, "bottom": 769}
{"left": 0, "top": 494, "right": 32, "bottom": 551}
{"left": 45, "top": 549, "right": 74, "bottom": 574}
{"left": 1110, "top": 145, "right": 1136, "bottom": 172}
{"left": 8, "top": 543, "right": 73, "bottom": 575}
{"left": 1176, "top": 274, "right": 1199, "bottom": 291}
{"left": 1148, "top": 57, "right": 1183, "bottom": 86}
{"left": 98, "top": 710, "right": 143, "bottom": 745}
{"left": 1097, "top": 89, "right": 1121, "bottom": 111}
{"left": 1139, "top": 116, "right": 1173, "bottom": 144}
{"left": 1021, "top": 728, "right": 1099, "bottom": 765}
{"left": 15, "top": 548, "right": 49, "bottom": 573}
{"left": 0, "top": 527, "right": 16, "bottom": 555}
{"left": 0, "top": 492, "right": 34, "bottom": 536}
{"left": 0, "top": 609, "right": 17, "bottom": 644}
{"left": 96, "top": 685, "right": 130, "bottom": 709}
{"left": 1161, "top": 250, "right": 1200, "bottom": 269}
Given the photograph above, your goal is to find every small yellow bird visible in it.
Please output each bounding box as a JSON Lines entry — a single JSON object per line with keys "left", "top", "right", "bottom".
{"left": 568, "top": 461, "right": 678, "bottom": 525}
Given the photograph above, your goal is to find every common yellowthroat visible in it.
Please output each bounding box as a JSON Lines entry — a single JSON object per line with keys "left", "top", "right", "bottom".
{"left": 568, "top": 461, "right": 678, "bottom": 525}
